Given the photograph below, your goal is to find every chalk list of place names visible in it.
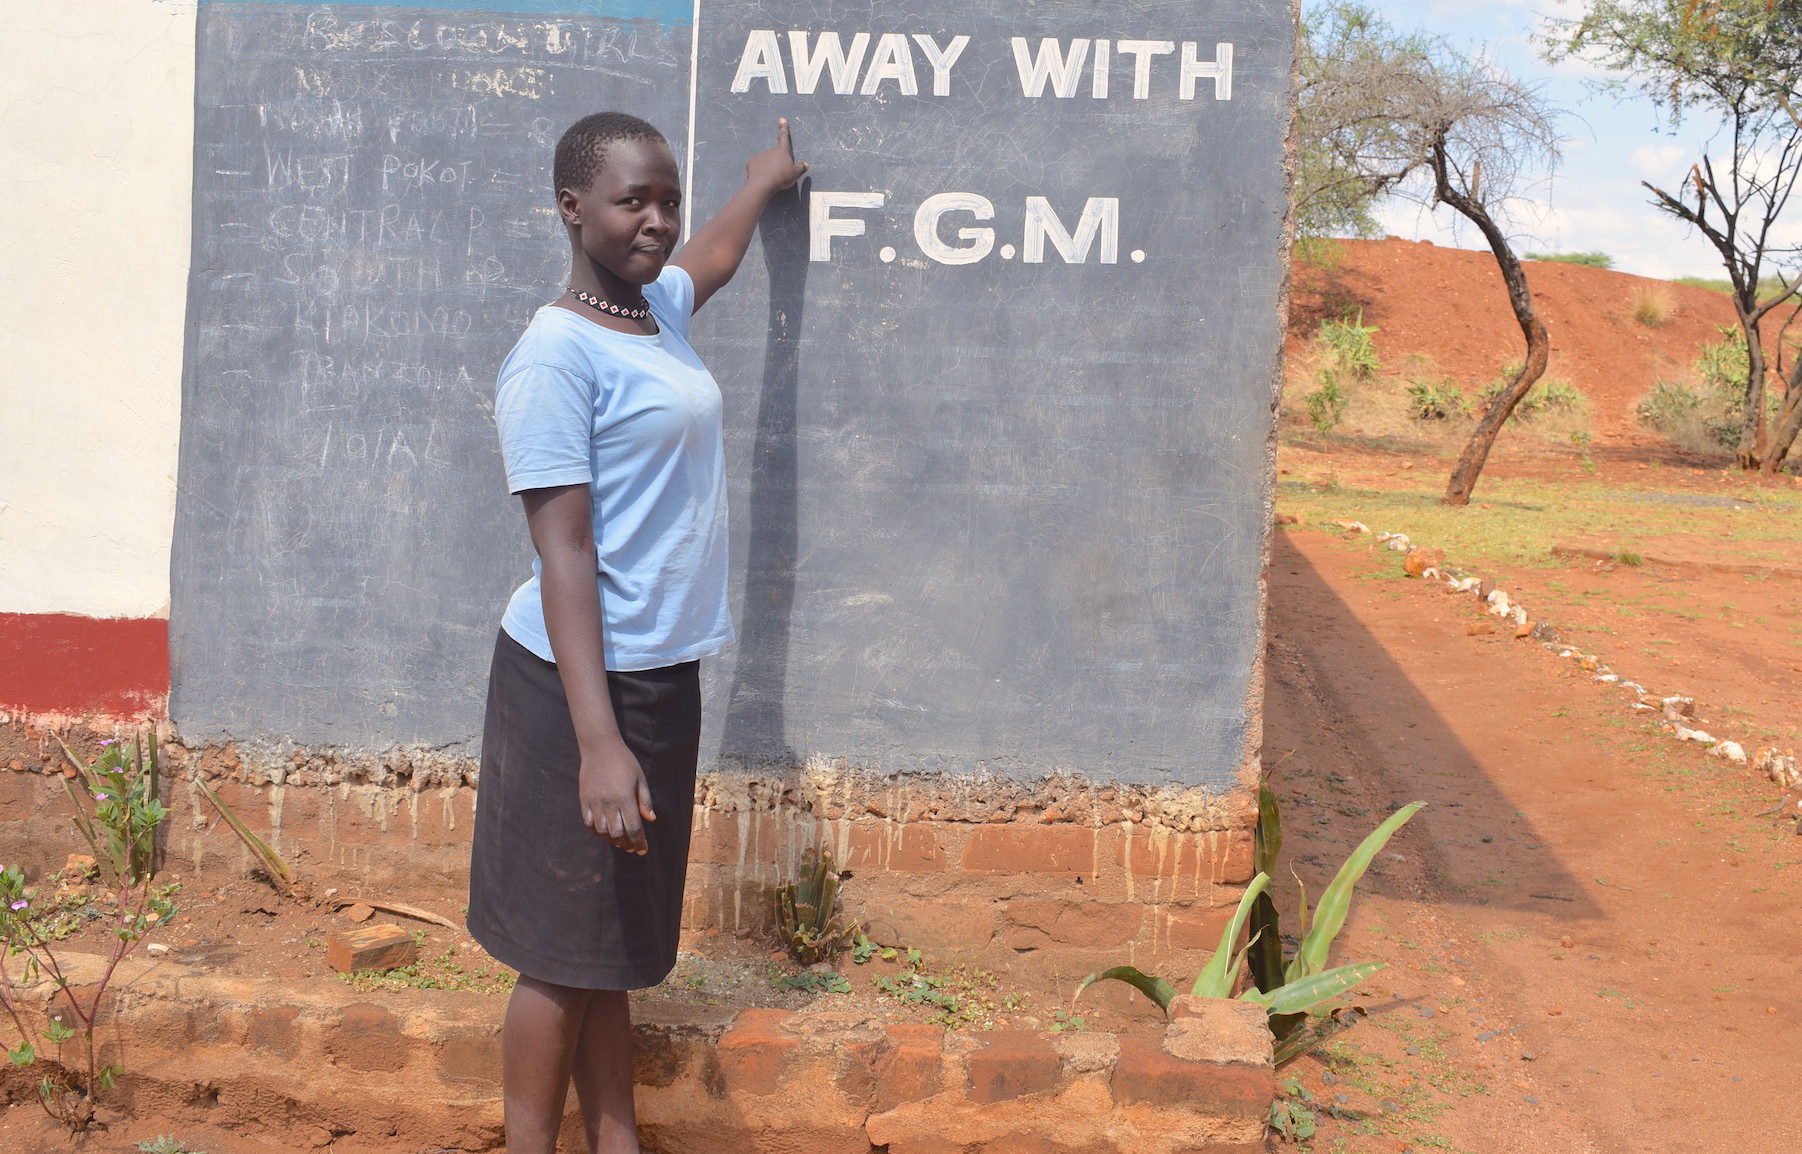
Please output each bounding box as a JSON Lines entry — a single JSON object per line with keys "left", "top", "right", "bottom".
{"left": 173, "top": 4, "right": 688, "bottom": 745}
{"left": 727, "top": 29, "right": 1236, "bottom": 268}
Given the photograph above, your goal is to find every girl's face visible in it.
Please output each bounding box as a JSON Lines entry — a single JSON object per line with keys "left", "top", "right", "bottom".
{"left": 560, "top": 137, "right": 682, "bottom": 288}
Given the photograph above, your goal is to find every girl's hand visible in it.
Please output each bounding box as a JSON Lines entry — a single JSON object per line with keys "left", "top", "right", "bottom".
{"left": 745, "top": 118, "right": 808, "bottom": 194}
{"left": 578, "top": 736, "right": 657, "bottom": 854}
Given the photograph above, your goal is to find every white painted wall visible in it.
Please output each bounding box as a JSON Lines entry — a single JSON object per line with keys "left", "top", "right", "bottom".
{"left": 0, "top": 0, "right": 198, "bottom": 618}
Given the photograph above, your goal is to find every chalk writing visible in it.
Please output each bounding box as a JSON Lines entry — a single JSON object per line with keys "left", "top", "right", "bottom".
{"left": 730, "top": 30, "right": 1233, "bottom": 101}
{"left": 811, "top": 191, "right": 1123, "bottom": 266}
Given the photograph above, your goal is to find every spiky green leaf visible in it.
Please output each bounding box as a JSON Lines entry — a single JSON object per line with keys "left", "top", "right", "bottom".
{"left": 1290, "top": 802, "right": 1422, "bottom": 980}
{"left": 1241, "top": 961, "right": 1386, "bottom": 1016}
{"left": 1075, "top": 966, "right": 1177, "bottom": 1013}
{"left": 1191, "top": 872, "right": 1270, "bottom": 998}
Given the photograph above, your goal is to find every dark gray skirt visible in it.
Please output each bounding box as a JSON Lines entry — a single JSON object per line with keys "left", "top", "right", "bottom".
{"left": 468, "top": 629, "right": 700, "bottom": 990}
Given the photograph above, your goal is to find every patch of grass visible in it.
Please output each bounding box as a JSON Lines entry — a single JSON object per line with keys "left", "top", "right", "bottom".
{"left": 338, "top": 942, "right": 516, "bottom": 994}
{"left": 873, "top": 962, "right": 1026, "bottom": 1030}
{"left": 1673, "top": 274, "right": 1789, "bottom": 298}
{"left": 1275, "top": 475, "right": 1802, "bottom": 581}
{"left": 1630, "top": 284, "right": 1671, "bottom": 327}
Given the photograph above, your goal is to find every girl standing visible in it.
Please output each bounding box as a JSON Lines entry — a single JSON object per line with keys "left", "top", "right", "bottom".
{"left": 469, "top": 112, "right": 806, "bottom": 1154}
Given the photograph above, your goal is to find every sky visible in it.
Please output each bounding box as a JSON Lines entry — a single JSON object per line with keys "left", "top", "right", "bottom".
{"left": 1361, "top": 0, "right": 1741, "bottom": 280}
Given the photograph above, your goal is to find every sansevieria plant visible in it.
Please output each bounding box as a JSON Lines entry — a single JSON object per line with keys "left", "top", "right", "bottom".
{"left": 1078, "top": 795, "right": 1423, "bottom": 1067}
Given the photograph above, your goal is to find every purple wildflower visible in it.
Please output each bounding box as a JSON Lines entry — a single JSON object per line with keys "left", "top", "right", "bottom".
{"left": 8, "top": 900, "right": 26, "bottom": 911}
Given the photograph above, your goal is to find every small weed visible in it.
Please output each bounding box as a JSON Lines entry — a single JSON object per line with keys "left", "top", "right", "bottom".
{"left": 1048, "top": 1008, "right": 1087, "bottom": 1033}
{"left": 773, "top": 970, "right": 852, "bottom": 995}
{"left": 1271, "top": 1076, "right": 1319, "bottom": 1142}
{"left": 3, "top": 734, "right": 179, "bottom": 1134}
{"left": 873, "top": 964, "right": 1023, "bottom": 1030}
{"left": 136, "top": 1139, "right": 207, "bottom": 1154}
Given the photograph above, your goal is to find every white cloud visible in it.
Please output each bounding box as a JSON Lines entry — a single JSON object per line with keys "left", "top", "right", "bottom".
{"left": 1630, "top": 144, "right": 1688, "bottom": 178}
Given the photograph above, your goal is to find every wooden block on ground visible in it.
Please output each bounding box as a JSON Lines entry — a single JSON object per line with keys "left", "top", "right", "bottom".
{"left": 327, "top": 923, "right": 418, "bottom": 974}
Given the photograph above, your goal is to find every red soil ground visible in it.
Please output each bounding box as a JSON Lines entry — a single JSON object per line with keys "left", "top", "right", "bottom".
{"left": 1291, "top": 238, "right": 1754, "bottom": 443}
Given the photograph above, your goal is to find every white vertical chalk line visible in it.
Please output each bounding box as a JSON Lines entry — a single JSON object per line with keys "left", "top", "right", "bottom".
{"left": 683, "top": 0, "right": 701, "bottom": 240}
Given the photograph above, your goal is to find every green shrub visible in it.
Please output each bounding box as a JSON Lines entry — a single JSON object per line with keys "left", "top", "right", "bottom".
{"left": 1526, "top": 251, "right": 1613, "bottom": 268}
{"left": 1477, "top": 367, "right": 1588, "bottom": 422}
{"left": 1305, "top": 378, "right": 1349, "bottom": 431}
{"left": 1317, "top": 312, "right": 1380, "bottom": 381}
{"left": 1300, "top": 312, "right": 1379, "bottom": 433}
{"left": 1521, "top": 379, "right": 1588, "bottom": 417}
{"left": 1636, "top": 327, "right": 1756, "bottom": 453}
{"left": 1405, "top": 376, "right": 1467, "bottom": 420}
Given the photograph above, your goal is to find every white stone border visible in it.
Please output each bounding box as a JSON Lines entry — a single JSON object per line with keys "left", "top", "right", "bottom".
{"left": 1322, "top": 518, "right": 1801, "bottom": 811}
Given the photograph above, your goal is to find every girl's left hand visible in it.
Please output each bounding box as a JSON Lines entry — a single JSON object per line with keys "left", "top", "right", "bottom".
{"left": 746, "top": 118, "right": 808, "bottom": 193}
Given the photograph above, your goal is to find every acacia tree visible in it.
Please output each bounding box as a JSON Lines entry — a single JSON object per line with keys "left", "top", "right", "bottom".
{"left": 1549, "top": 0, "right": 1802, "bottom": 471}
{"left": 1293, "top": 3, "right": 1434, "bottom": 245}
{"left": 1298, "top": 7, "right": 1565, "bottom": 504}
{"left": 1407, "top": 60, "right": 1564, "bottom": 505}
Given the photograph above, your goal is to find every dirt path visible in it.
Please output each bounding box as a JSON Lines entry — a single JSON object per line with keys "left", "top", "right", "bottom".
{"left": 1262, "top": 527, "right": 1801, "bottom": 1153}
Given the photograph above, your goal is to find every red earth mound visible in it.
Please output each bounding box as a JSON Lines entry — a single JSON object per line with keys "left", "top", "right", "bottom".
{"left": 1290, "top": 238, "right": 1746, "bottom": 443}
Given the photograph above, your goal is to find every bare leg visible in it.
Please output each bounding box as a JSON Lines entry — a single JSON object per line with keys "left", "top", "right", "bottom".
{"left": 502, "top": 975, "right": 592, "bottom": 1153}
{"left": 572, "top": 989, "right": 639, "bottom": 1154}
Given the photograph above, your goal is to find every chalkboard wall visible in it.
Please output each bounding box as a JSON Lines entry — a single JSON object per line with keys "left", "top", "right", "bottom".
{"left": 171, "top": 1, "right": 1292, "bottom": 788}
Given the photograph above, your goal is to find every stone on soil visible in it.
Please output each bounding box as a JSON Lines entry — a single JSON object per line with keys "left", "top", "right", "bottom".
{"left": 327, "top": 923, "right": 418, "bottom": 974}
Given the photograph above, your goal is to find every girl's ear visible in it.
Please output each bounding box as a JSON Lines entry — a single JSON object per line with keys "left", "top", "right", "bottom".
{"left": 557, "top": 186, "right": 581, "bottom": 226}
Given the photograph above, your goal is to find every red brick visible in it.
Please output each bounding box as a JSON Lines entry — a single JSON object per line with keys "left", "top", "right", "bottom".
{"left": 1163, "top": 903, "right": 1237, "bottom": 951}
{"left": 873, "top": 1023, "right": 944, "bottom": 1112}
{"left": 325, "top": 1003, "right": 412, "bottom": 1072}
{"left": 716, "top": 1008, "right": 800, "bottom": 1097}
{"left": 1113, "top": 828, "right": 1254, "bottom": 884}
{"left": 437, "top": 1030, "right": 501, "bottom": 1084}
{"left": 965, "top": 1030, "right": 1061, "bottom": 1104}
{"left": 862, "top": 896, "right": 997, "bottom": 949}
{"left": 1111, "top": 1036, "right": 1271, "bottom": 1118}
{"left": 245, "top": 1006, "right": 301, "bottom": 1058}
{"left": 831, "top": 1032, "right": 889, "bottom": 1105}
{"left": 844, "top": 820, "right": 948, "bottom": 874}
{"left": 688, "top": 814, "right": 743, "bottom": 866}
{"left": 1003, "top": 899, "right": 1146, "bottom": 950}
{"left": 962, "top": 825, "right": 1096, "bottom": 877}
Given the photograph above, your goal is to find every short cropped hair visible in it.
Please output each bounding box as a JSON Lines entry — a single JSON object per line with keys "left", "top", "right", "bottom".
{"left": 553, "top": 112, "right": 668, "bottom": 197}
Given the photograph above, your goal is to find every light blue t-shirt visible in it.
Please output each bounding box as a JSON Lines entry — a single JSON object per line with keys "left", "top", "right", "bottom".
{"left": 494, "top": 266, "right": 733, "bottom": 670}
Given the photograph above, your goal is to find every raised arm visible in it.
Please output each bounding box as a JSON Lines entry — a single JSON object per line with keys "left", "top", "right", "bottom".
{"left": 674, "top": 117, "right": 808, "bottom": 311}
{"left": 521, "top": 484, "right": 656, "bottom": 855}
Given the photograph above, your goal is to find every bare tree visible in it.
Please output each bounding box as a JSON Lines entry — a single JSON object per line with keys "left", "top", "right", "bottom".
{"left": 1641, "top": 112, "right": 1802, "bottom": 468}
{"left": 1550, "top": 0, "right": 1802, "bottom": 471}
{"left": 1300, "top": 19, "right": 1564, "bottom": 505}
{"left": 1402, "top": 61, "right": 1563, "bottom": 505}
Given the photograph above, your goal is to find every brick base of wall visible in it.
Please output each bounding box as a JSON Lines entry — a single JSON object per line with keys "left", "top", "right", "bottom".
{"left": 1, "top": 720, "right": 1258, "bottom": 983}
{"left": 0, "top": 954, "right": 1272, "bottom": 1152}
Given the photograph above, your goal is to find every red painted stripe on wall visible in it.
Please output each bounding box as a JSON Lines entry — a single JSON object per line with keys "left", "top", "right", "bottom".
{"left": 0, "top": 613, "right": 169, "bottom": 717}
